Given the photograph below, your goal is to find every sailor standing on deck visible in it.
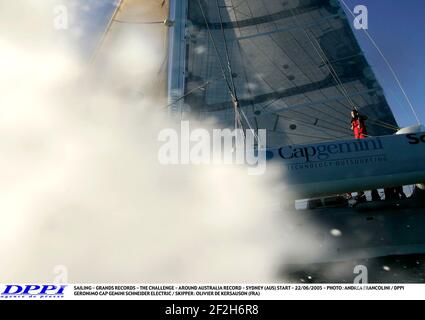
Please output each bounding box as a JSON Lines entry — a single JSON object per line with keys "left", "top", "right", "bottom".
{"left": 350, "top": 110, "right": 407, "bottom": 202}
{"left": 350, "top": 109, "right": 381, "bottom": 202}
{"left": 351, "top": 109, "right": 368, "bottom": 139}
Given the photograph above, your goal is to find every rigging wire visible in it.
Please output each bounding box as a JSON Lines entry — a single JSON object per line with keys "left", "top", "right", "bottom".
{"left": 340, "top": 0, "right": 421, "bottom": 125}
{"left": 233, "top": 35, "right": 353, "bottom": 135}
{"left": 236, "top": 0, "right": 398, "bottom": 139}
{"left": 195, "top": 0, "right": 237, "bottom": 104}
{"left": 284, "top": 108, "right": 352, "bottom": 134}
{"left": 256, "top": 25, "right": 400, "bottom": 132}
{"left": 229, "top": 0, "right": 367, "bottom": 136}
{"left": 227, "top": 3, "right": 352, "bottom": 138}
{"left": 197, "top": 0, "right": 261, "bottom": 144}
{"left": 304, "top": 29, "right": 399, "bottom": 132}
{"left": 164, "top": 79, "right": 215, "bottom": 109}
{"left": 218, "top": 102, "right": 352, "bottom": 138}
{"left": 289, "top": 7, "right": 400, "bottom": 132}
{"left": 256, "top": 4, "right": 359, "bottom": 116}
{"left": 333, "top": 96, "right": 400, "bottom": 131}
{"left": 232, "top": 0, "right": 252, "bottom": 11}
{"left": 196, "top": 0, "right": 398, "bottom": 142}
{"left": 215, "top": 0, "right": 262, "bottom": 142}
{"left": 230, "top": 0, "right": 278, "bottom": 143}
{"left": 112, "top": 19, "right": 165, "bottom": 24}
{"left": 214, "top": 0, "right": 245, "bottom": 132}
{"left": 235, "top": 41, "right": 260, "bottom": 129}
{"left": 273, "top": 114, "right": 344, "bottom": 139}
{"left": 89, "top": 0, "right": 124, "bottom": 65}
{"left": 277, "top": 110, "right": 351, "bottom": 137}
{"left": 195, "top": 0, "right": 245, "bottom": 133}
{"left": 229, "top": 28, "right": 350, "bottom": 137}
{"left": 216, "top": 0, "right": 394, "bottom": 138}
{"left": 215, "top": 0, "right": 238, "bottom": 99}
{"left": 309, "top": 18, "right": 401, "bottom": 132}
{"left": 195, "top": 0, "right": 239, "bottom": 130}
{"left": 288, "top": 7, "right": 377, "bottom": 120}
{"left": 235, "top": 30, "right": 353, "bottom": 132}
{"left": 299, "top": 22, "right": 358, "bottom": 111}
{"left": 90, "top": 0, "right": 192, "bottom": 113}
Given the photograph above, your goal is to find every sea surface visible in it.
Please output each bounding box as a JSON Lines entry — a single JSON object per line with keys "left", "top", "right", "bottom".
{"left": 284, "top": 254, "right": 425, "bottom": 283}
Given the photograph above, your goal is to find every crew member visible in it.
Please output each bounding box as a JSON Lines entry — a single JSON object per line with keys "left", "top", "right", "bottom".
{"left": 349, "top": 110, "right": 381, "bottom": 202}
{"left": 350, "top": 110, "right": 407, "bottom": 202}
{"left": 351, "top": 109, "right": 368, "bottom": 139}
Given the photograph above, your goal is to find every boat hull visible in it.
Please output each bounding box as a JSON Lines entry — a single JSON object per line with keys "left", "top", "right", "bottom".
{"left": 268, "top": 132, "right": 425, "bottom": 199}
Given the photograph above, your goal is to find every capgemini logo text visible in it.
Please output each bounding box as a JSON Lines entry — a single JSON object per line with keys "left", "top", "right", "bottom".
{"left": 278, "top": 138, "right": 384, "bottom": 163}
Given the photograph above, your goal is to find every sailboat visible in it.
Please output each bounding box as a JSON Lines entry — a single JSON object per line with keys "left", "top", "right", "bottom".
{"left": 95, "top": 0, "right": 425, "bottom": 281}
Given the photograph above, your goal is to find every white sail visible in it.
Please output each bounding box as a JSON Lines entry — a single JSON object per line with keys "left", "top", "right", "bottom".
{"left": 91, "top": 0, "right": 170, "bottom": 104}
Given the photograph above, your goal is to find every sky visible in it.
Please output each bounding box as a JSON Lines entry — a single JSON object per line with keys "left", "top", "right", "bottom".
{"left": 67, "top": 0, "right": 117, "bottom": 56}
{"left": 72, "top": 0, "right": 425, "bottom": 128}
{"left": 343, "top": 0, "right": 425, "bottom": 128}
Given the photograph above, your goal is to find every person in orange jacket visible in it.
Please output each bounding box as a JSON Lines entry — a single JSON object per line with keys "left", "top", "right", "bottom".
{"left": 351, "top": 109, "right": 368, "bottom": 139}
{"left": 349, "top": 110, "right": 381, "bottom": 202}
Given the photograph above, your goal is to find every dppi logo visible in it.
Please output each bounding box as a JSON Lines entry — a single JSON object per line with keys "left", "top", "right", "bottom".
{"left": 407, "top": 133, "right": 425, "bottom": 145}
{"left": 1, "top": 285, "right": 67, "bottom": 298}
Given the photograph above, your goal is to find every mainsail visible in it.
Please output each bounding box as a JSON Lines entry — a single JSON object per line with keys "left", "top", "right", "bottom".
{"left": 170, "top": 0, "right": 399, "bottom": 147}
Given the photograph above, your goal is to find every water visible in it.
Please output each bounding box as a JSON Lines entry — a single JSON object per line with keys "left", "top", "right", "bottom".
{"left": 284, "top": 254, "right": 425, "bottom": 283}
